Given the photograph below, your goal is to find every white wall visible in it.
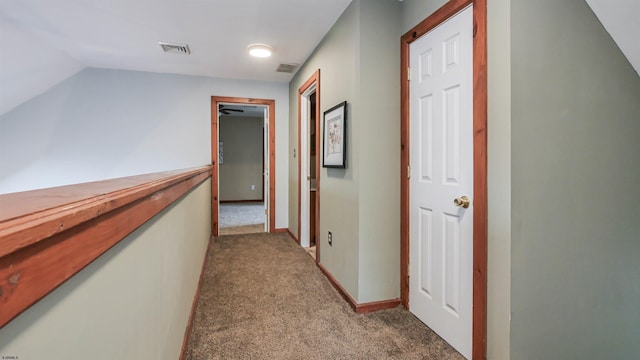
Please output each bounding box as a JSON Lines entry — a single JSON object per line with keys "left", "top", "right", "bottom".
{"left": 0, "top": 179, "right": 212, "bottom": 360}
{"left": 0, "top": 21, "right": 84, "bottom": 115}
{"left": 0, "top": 68, "right": 289, "bottom": 228}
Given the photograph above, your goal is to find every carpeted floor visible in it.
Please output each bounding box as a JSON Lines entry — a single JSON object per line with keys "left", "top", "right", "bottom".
{"left": 186, "top": 232, "right": 463, "bottom": 360}
{"left": 219, "top": 223, "right": 265, "bottom": 236}
{"left": 219, "top": 202, "right": 265, "bottom": 227}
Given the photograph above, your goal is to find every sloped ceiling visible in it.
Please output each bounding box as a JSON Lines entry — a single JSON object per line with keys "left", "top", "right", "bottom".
{"left": 586, "top": 0, "right": 640, "bottom": 76}
{"left": 0, "top": 0, "right": 352, "bottom": 115}
{"left": 0, "top": 0, "right": 637, "bottom": 116}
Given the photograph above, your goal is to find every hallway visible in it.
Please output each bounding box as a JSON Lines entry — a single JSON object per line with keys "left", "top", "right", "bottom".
{"left": 186, "top": 232, "right": 462, "bottom": 359}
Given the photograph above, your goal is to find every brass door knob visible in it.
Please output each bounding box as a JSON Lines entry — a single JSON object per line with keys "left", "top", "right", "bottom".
{"left": 453, "top": 196, "right": 470, "bottom": 209}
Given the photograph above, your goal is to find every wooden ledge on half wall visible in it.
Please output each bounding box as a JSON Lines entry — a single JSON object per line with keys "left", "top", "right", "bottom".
{"left": 0, "top": 166, "right": 212, "bottom": 327}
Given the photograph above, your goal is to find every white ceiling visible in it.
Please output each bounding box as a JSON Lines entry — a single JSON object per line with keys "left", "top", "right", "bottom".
{"left": 0, "top": 0, "right": 637, "bottom": 116}
{"left": 586, "top": 0, "right": 640, "bottom": 76}
{"left": 0, "top": 0, "right": 352, "bottom": 82}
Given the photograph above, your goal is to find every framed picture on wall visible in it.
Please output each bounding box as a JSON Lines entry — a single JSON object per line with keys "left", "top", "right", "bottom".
{"left": 323, "top": 101, "right": 347, "bottom": 168}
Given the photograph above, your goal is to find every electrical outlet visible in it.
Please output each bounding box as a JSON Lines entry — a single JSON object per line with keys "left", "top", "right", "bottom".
{"left": 251, "top": 185, "right": 256, "bottom": 190}
{"left": 328, "top": 231, "right": 332, "bottom": 246}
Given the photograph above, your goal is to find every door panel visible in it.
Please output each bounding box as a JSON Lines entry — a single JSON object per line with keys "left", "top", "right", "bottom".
{"left": 409, "top": 5, "right": 473, "bottom": 359}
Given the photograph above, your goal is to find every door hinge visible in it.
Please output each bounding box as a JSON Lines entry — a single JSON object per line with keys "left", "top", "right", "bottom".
{"left": 407, "top": 165, "right": 411, "bottom": 179}
{"left": 264, "top": 209, "right": 268, "bottom": 215}
{"left": 407, "top": 66, "right": 411, "bottom": 81}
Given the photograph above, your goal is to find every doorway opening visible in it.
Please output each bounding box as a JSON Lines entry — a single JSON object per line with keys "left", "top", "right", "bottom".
{"left": 211, "top": 96, "right": 276, "bottom": 237}
{"left": 218, "top": 103, "right": 267, "bottom": 235}
{"left": 298, "top": 70, "right": 321, "bottom": 262}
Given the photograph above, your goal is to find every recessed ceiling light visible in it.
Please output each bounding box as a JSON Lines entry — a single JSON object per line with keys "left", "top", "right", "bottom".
{"left": 248, "top": 44, "right": 273, "bottom": 58}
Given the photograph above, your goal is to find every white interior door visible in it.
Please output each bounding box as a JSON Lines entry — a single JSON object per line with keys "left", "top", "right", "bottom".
{"left": 263, "top": 107, "right": 270, "bottom": 232}
{"left": 409, "top": 5, "right": 473, "bottom": 359}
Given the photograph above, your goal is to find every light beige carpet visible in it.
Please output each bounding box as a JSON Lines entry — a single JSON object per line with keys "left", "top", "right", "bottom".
{"left": 186, "top": 232, "right": 463, "bottom": 360}
{"left": 218, "top": 223, "right": 264, "bottom": 236}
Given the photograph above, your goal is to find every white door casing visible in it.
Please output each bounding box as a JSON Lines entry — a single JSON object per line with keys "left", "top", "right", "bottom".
{"left": 409, "top": 5, "right": 473, "bottom": 359}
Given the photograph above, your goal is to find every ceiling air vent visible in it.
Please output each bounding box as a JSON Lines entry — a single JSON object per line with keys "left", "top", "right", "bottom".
{"left": 276, "top": 63, "right": 299, "bottom": 73}
{"left": 158, "top": 42, "right": 191, "bottom": 55}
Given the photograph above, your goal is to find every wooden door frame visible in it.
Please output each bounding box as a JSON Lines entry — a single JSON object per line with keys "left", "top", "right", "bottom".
{"left": 211, "top": 96, "right": 276, "bottom": 237}
{"left": 298, "top": 70, "right": 321, "bottom": 263}
{"left": 400, "top": 0, "right": 487, "bottom": 358}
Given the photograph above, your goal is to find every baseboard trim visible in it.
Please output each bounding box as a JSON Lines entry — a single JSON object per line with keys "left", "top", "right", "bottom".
{"left": 356, "top": 298, "right": 402, "bottom": 313}
{"left": 276, "top": 228, "right": 300, "bottom": 244}
{"left": 179, "top": 236, "right": 213, "bottom": 360}
{"left": 316, "top": 263, "right": 400, "bottom": 313}
{"left": 317, "top": 263, "right": 358, "bottom": 311}
{"left": 273, "top": 228, "right": 288, "bottom": 234}
{"left": 288, "top": 229, "right": 299, "bottom": 243}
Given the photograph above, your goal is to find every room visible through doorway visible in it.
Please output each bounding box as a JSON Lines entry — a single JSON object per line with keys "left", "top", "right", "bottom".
{"left": 217, "top": 103, "right": 267, "bottom": 235}
{"left": 219, "top": 201, "right": 265, "bottom": 235}
{"left": 211, "top": 96, "right": 276, "bottom": 237}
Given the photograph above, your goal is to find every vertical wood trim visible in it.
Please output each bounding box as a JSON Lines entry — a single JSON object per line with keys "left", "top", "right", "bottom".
{"left": 297, "top": 70, "right": 321, "bottom": 261}
{"left": 211, "top": 98, "right": 220, "bottom": 237}
{"left": 297, "top": 90, "right": 302, "bottom": 244}
{"left": 314, "top": 72, "right": 321, "bottom": 263}
{"left": 472, "top": 0, "right": 488, "bottom": 358}
{"left": 211, "top": 96, "right": 276, "bottom": 235}
{"left": 400, "top": 29, "right": 410, "bottom": 310}
{"left": 400, "top": 0, "right": 487, "bottom": 358}
{"left": 268, "top": 100, "right": 276, "bottom": 232}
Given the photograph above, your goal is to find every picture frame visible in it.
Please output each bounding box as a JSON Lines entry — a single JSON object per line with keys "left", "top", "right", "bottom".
{"left": 323, "top": 101, "right": 347, "bottom": 168}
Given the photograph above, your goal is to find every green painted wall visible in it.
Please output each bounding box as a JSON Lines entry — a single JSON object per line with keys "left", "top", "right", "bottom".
{"left": 511, "top": 0, "right": 640, "bottom": 358}
{"left": 289, "top": 0, "right": 402, "bottom": 303}
{"left": 290, "top": 1, "right": 640, "bottom": 357}
{"left": 486, "top": 0, "right": 512, "bottom": 358}
{"left": 401, "top": 0, "right": 447, "bottom": 34}
{"left": 0, "top": 180, "right": 212, "bottom": 359}
{"left": 219, "top": 116, "right": 264, "bottom": 201}
{"left": 289, "top": 0, "right": 360, "bottom": 298}
{"left": 356, "top": 0, "right": 402, "bottom": 303}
